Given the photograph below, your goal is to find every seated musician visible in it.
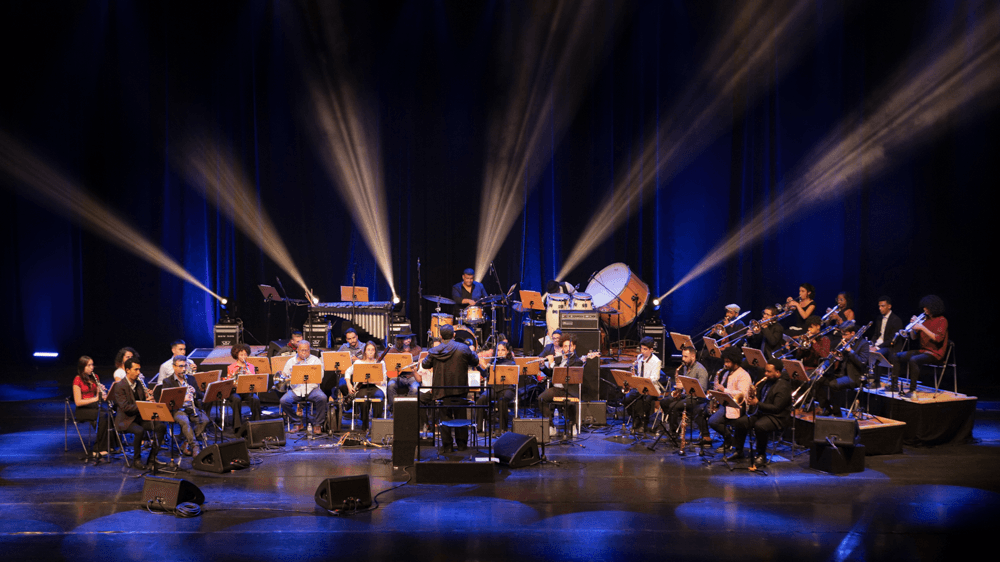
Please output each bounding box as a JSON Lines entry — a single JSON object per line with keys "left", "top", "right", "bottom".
{"left": 826, "top": 292, "right": 856, "bottom": 325}
{"left": 624, "top": 337, "right": 662, "bottom": 435}
{"left": 872, "top": 296, "right": 903, "bottom": 389}
{"left": 72, "top": 355, "right": 111, "bottom": 457}
{"left": 716, "top": 304, "right": 747, "bottom": 347}
{"left": 336, "top": 328, "right": 365, "bottom": 404}
{"left": 344, "top": 341, "right": 386, "bottom": 430}
{"left": 814, "top": 322, "right": 869, "bottom": 416}
{"left": 224, "top": 343, "right": 263, "bottom": 432}
{"left": 707, "top": 347, "right": 752, "bottom": 454}
{"left": 746, "top": 305, "right": 785, "bottom": 359}
{"left": 386, "top": 334, "right": 421, "bottom": 413}
{"left": 539, "top": 334, "right": 598, "bottom": 438}
{"left": 663, "top": 345, "right": 711, "bottom": 444}
{"left": 112, "top": 347, "right": 137, "bottom": 382}
{"left": 539, "top": 329, "right": 563, "bottom": 359}
{"left": 279, "top": 331, "right": 305, "bottom": 356}
{"left": 893, "top": 295, "right": 948, "bottom": 397}
{"left": 794, "top": 316, "right": 830, "bottom": 369}
{"left": 157, "top": 355, "right": 210, "bottom": 457}
{"left": 451, "top": 268, "right": 488, "bottom": 317}
{"left": 157, "top": 339, "right": 194, "bottom": 385}
{"left": 110, "top": 355, "right": 167, "bottom": 469}
{"left": 279, "top": 340, "right": 327, "bottom": 434}
{"left": 475, "top": 340, "right": 517, "bottom": 435}
{"left": 730, "top": 359, "right": 792, "bottom": 465}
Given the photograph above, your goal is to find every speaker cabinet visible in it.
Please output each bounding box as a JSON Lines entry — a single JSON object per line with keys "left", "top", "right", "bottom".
{"left": 494, "top": 432, "right": 540, "bottom": 468}
{"left": 142, "top": 476, "right": 205, "bottom": 510}
{"left": 810, "top": 442, "right": 866, "bottom": 474}
{"left": 580, "top": 401, "right": 607, "bottom": 425}
{"left": 392, "top": 397, "right": 419, "bottom": 467}
{"left": 244, "top": 419, "right": 286, "bottom": 448}
{"left": 193, "top": 438, "right": 250, "bottom": 473}
{"left": 512, "top": 417, "right": 550, "bottom": 444}
{"left": 371, "top": 418, "right": 394, "bottom": 446}
{"left": 640, "top": 324, "right": 666, "bottom": 361}
{"left": 814, "top": 416, "right": 861, "bottom": 446}
{"left": 314, "top": 475, "right": 373, "bottom": 510}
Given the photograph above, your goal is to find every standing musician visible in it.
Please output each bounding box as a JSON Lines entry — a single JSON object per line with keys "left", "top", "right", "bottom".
{"left": 746, "top": 305, "right": 786, "bottom": 360}
{"left": 475, "top": 340, "right": 517, "bottom": 435}
{"left": 786, "top": 283, "right": 817, "bottom": 335}
{"left": 344, "top": 341, "right": 387, "bottom": 430}
{"left": 451, "top": 268, "right": 488, "bottom": 317}
{"left": 814, "top": 323, "right": 869, "bottom": 417}
{"left": 110, "top": 355, "right": 166, "bottom": 470}
{"left": 539, "top": 333, "right": 599, "bottom": 437}
{"left": 794, "top": 316, "right": 831, "bottom": 369}
{"left": 386, "top": 333, "right": 422, "bottom": 414}
{"left": 279, "top": 339, "right": 327, "bottom": 434}
{"left": 663, "top": 345, "right": 711, "bottom": 444}
{"left": 893, "top": 295, "right": 948, "bottom": 398}
{"left": 421, "top": 324, "right": 479, "bottom": 453}
{"left": 730, "top": 359, "right": 792, "bottom": 465}
{"left": 72, "top": 355, "right": 111, "bottom": 457}
{"left": 157, "top": 355, "right": 210, "bottom": 457}
{"left": 224, "top": 343, "right": 263, "bottom": 432}
{"left": 707, "top": 346, "right": 752, "bottom": 453}
{"left": 414, "top": 336, "right": 443, "bottom": 431}
{"left": 624, "top": 337, "right": 662, "bottom": 435}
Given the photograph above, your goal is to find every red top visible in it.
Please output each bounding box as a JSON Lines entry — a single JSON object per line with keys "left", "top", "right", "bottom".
{"left": 73, "top": 375, "right": 99, "bottom": 400}
{"left": 917, "top": 316, "right": 949, "bottom": 360}
{"left": 226, "top": 362, "right": 256, "bottom": 379}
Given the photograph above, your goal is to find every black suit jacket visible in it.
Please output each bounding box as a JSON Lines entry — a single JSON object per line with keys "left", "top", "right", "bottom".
{"left": 111, "top": 377, "right": 148, "bottom": 432}
{"left": 421, "top": 339, "right": 479, "bottom": 400}
{"left": 753, "top": 376, "right": 792, "bottom": 427}
{"left": 879, "top": 312, "right": 904, "bottom": 351}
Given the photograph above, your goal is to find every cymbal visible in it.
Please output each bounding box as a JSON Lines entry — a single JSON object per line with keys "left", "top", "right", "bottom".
{"left": 512, "top": 302, "right": 525, "bottom": 313}
{"left": 423, "top": 295, "right": 456, "bottom": 305}
{"left": 597, "top": 305, "right": 621, "bottom": 314}
{"left": 477, "top": 294, "right": 505, "bottom": 304}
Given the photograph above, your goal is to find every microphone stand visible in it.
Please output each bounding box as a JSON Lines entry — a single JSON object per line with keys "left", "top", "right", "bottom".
{"left": 276, "top": 276, "right": 291, "bottom": 340}
{"left": 417, "top": 258, "right": 424, "bottom": 346}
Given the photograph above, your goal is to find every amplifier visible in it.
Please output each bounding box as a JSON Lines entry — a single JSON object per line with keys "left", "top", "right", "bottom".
{"left": 640, "top": 323, "right": 666, "bottom": 359}
{"left": 303, "top": 322, "right": 331, "bottom": 349}
{"left": 213, "top": 325, "right": 242, "bottom": 347}
{"left": 559, "top": 311, "right": 599, "bottom": 330}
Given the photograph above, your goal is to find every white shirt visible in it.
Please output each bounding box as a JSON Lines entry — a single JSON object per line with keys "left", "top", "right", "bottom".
{"left": 159, "top": 357, "right": 195, "bottom": 384}
{"left": 344, "top": 360, "right": 387, "bottom": 393}
{"left": 875, "top": 313, "right": 890, "bottom": 347}
{"left": 725, "top": 367, "right": 752, "bottom": 419}
{"left": 634, "top": 353, "right": 663, "bottom": 392}
{"left": 281, "top": 354, "right": 323, "bottom": 397}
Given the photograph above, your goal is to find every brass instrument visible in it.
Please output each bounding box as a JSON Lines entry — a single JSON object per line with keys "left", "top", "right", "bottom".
{"left": 821, "top": 303, "right": 844, "bottom": 324}
{"left": 714, "top": 311, "right": 752, "bottom": 344}
{"left": 774, "top": 324, "right": 839, "bottom": 360}
{"left": 791, "top": 322, "right": 872, "bottom": 410}
{"left": 891, "top": 312, "right": 927, "bottom": 346}
{"left": 729, "top": 309, "right": 794, "bottom": 347}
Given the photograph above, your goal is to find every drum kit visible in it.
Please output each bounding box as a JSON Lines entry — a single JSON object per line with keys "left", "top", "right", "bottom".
{"left": 423, "top": 262, "right": 651, "bottom": 353}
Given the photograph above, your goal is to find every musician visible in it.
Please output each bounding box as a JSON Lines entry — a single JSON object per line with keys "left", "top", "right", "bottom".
{"left": 415, "top": 337, "right": 443, "bottom": 431}
{"left": 826, "top": 292, "right": 856, "bottom": 325}
{"left": 336, "top": 328, "right": 365, "bottom": 403}
{"left": 786, "top": 283, "right": 817, "bottom": 335}
{"left": 157, "top": 340, "right": 194, "bottom": 384}
{"left": 421, "top": 324, "right": 479, "bottom": 453}
{"left": 72, "top": 355, "right": 111, "bottom": 457}
{"left": 893, "top": 295, "right": 949, "bottom": 397}
{"left": 794, "top": 316, "right": 831, "bottom": 369}
{"left": 386, "top": 334, "right": 421, "bottom": 414}
{"left": 730, "top": 359, "right": 792, "bottom": 465}
{"left": 539, "top": 333, "right": 597, "bottom": 437}
{"left": 624, "top": 337, "right": 662, "bottom": 434}
{"left": 711, "top": 304, "right": 747, "bottom": 346}
{"left": 344, "top": 341, "right": 387, "bottom": 430}
{"left": 475, "top": 340, "right": 517, "bottom": 435}
{"left": 538, "top": 329, "right": 563, "bottom": 359}
{"left": 112, "top": 347, "right": 137, "bottom": 382}
{"left": 814, "top": 323, "right": 869, "bottom": 417}
{"left": 746, "top": 305, "right": 786, "bottom": 359}
{"left": 663, "top": 346, "right": 711, "bottom": 444}
{"left": 157, "top": 355, "right": 210, "bottom": 457}
{"left": 707, "top": 347, "right": 752, "bottom": 453}
{"left": 451, "top": 268, "right": 488, "bottom": 316}
{"left": 223, "top": 343, "right": 263, "bottom": 432}
{"left": 872, "top": 296, "right": 903, "bottom": 389}
{"left": 279, "top": 339, "right": 327, "bottom": 434}
{"left": 110, "top": 356, "right": 166, "bottom": 470}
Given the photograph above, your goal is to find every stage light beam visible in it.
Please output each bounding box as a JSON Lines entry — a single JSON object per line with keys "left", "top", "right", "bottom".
{"left": 658, "top": 5, "right": 1000, "bottom": 301}
{"left": 0, "top": 130, "right": 225, "bottom": 304}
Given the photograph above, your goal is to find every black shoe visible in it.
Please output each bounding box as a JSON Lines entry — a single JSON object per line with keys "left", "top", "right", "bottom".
{"left": 725, "top": 450, "right": 745, "bottom": 462}
{"left": 441, "top": 445, "right": 454, "bottom": 454}
{"left": 753, "top": 455, "right": 768, "bottom": 466}
{"left": 456, "top": 444, "right": 468, "bottom": 452}
{"left": 133, "top": 459, "right": 147, "bottom": 470}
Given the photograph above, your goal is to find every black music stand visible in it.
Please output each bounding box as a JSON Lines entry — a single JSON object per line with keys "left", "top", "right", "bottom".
{"left": 157, "top": 387, "right": 187, "bottom": 470}
{"left": 551, "top": 366, "right": 584, "bottom": 445}
{"left": 136, "top": 401, "right": 174, "bottom": 476}
{"left": 204, "top": 379, "right": 235, "bottom": 444}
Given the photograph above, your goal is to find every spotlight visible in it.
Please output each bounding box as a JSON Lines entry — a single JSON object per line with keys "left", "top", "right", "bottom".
{"left": 33, "top": 352, "right": 59, "bottom": 358}
{"left": 392, "top": 295, "right": 401, "bottom": 305}
{"left": 652, "top": 298, "right": 660, "bottom": 307}
{"left": 220, "top": 297, "right": 229, "bottom": 306}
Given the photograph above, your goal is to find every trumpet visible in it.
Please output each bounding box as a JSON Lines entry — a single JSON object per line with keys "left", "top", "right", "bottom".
{"left": 821, "top": 303, "right": 844, "bottom": 324}
{"left": 892, "top": 312, "right": 927, "bottom": 346}
{"left": 729, "top": 309, "right": 794, "bottom": 347}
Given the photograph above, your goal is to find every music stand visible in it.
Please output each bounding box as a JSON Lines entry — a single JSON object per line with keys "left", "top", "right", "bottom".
{"left": 551, "top": 366, "right": 584, "bottom": 441}
{"left": 351, "top": 364, "right": 386, "bottom": 432}
{"left": 490, "top": 365, "right": 519, "bottom": 387}
{"left": 384, "top": 353, "right": 413, "bottom": 379}
{"left": 669, "top": 332, "right": 695, "bottom": 352}
{"left": 204, "top": 379, "right": 235, "bottom": 443}
{"left": 703, "top": 337, "right": 722, "bottom": 358}
{"left": 136, "top": 401, "right": 174, "bottom": 475}
{"left": 236, "top": 374, "right": 269, "bottom": 394}
{"left": 512, "top": 358, "right": 542, "bottom": 417}
{"left": 781, "top": 359, "right": 810, "bottom": 386}
{"left": 194, "top": 371, "right": 222, "bottom": 394}
{"left": 518, "top": 290, "right": 544, "bottom": 311}
{"left": 270, "top": 355, "right": 293, "bottom": 379}
{"left": 340, "top": 286, "right": 369, "bottom": 302}
{"left": 246, "top": 356, "right": 271, "bottom": 374}
{"left": 259, "top": 284, "right": 283, "bottom": 345}
{"left": 156, "top": 388, "right": 187, "bottom": 468}
{"left": 743, "top": 348, "right": 767, "bottom": 370}
{"left": 321, "top": 351, "right": 352, "bottom": 404}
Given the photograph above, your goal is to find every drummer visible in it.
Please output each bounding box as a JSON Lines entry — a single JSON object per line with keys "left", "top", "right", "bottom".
{"left": 451, "top": 268, "right": 488, "bottom": 317}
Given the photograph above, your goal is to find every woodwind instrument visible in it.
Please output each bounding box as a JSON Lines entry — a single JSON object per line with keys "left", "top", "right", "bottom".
{"left": 679, "top": 408, "right": 689, "bottom": 450}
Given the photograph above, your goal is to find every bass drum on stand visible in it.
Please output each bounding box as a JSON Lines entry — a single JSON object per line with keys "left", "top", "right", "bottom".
{"left": 585, "top": 263, "right": 649, "bottom": 329}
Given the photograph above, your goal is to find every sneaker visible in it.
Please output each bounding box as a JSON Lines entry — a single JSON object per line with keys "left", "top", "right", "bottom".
{"left": 549, "top": 425, "right": 557, "bottom": 437}
{"left": 572, "top": 426, "right": 579, "bottom": 437}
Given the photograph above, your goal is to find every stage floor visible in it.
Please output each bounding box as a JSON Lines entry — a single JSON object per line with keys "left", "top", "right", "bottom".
{"left": 2, "top": 399, "right": 999, "bottom": 561}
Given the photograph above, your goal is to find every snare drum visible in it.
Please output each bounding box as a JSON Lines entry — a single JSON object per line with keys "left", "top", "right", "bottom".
{"left": 462, "top": 305, "right": 484, "bottom": 325}
{"left": 545, "top": 293, "right": 571, "bottom": 335}
{"left": 430, "top": 313, "right": 454, "bottom": 339}
{"left": 571, "top": 292, "right": 593, "bottom": 310}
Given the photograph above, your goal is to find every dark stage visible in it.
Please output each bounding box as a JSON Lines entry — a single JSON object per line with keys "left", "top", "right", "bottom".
{"left": 1, "top": 389, "right": 998, "bottom": 562}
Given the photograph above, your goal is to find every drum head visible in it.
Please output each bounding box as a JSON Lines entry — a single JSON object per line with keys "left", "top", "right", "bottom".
{"left": 585, "top": 263, "right": 630, "bottom": 307}
{"left": 454, "top": 328, "right": 477, "bottom": 347}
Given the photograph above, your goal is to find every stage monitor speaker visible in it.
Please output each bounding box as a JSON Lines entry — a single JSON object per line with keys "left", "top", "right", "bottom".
{"left": 314, "top": 475, "right": 373, "bottom": 510}
{"left": 581, "top": 401, "right": 607, "bottom": 425}
{"left": 810, "top": 442, "right": 866, "bottom": 474}
{"left": 522, "top": 321, "right": 546, "bottom": 356}
{"left": 392, "top": 397, "right": 419, "bottom": 467}
{"left": 267, "top": 340, "right": 290, "bottom": 358}
{"left": 494, "top": 432, "right": 540, "bottom": 468}
{"left": 193, "top": 438, "right": 250, "bottom": 473}
{"left": 814, "top": 416, "right": 861, "bottom": 446}
{"left": 142, "top": 476, "right": 205, "bottom": 511}
{"left": 640, "top": 323, "right": 666, "bottom": 359}
{"left": 512, "top": 417, "right": 550, "bottom": 444}
{"left": 244, "top": 419, "right": 285, "bottom": 448}
{"left": 371, "top": 419, "right": 393, "bottom": 446}
{"left": 560, "top": 330, "right": 600, "bottom": 401}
